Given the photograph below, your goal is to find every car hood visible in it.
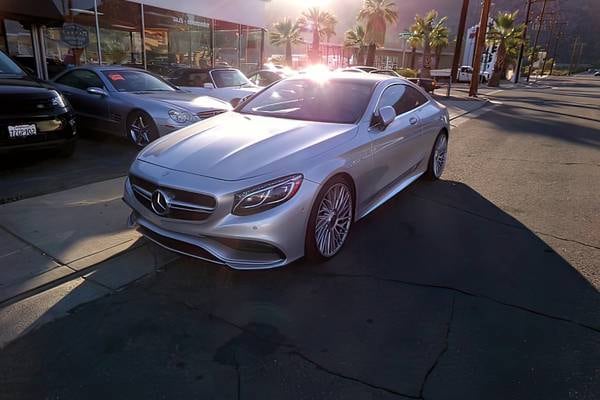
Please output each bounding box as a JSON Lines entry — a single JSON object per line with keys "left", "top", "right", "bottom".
{"left": 138, "top": 112, "right": 357, "bottom": 181}
{"left": 127, "top": 91, "right": 231, "bottom": 112}
{"left": 0, "top": 76, "right": 56, "bottom": 96}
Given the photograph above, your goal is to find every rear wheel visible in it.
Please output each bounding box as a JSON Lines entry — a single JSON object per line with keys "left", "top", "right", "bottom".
{"left": 425, "top": 131, "right": 448, "bottom": 180}
{"left": 127, "top": 111, "right": 158, "bottom": 147}
{"left": 305, "top": 176, "right": 353, "bottom": 261}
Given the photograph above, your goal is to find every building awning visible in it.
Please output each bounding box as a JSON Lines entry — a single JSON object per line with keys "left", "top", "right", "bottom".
{"left": 0, "top": 0, "right": 64, "bottom": 23}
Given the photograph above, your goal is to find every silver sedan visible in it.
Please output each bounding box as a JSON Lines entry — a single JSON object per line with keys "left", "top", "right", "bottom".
{"left": 52, "top": 66, "right": 232, "bottom": 147}
{"left": 123, "top": 73, "right": 450, "bottom": 269}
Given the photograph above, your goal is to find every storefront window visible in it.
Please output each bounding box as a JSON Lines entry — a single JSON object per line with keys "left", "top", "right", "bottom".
{"left": 143, "top": 5, "right": 212, "bottom": 77}
{"left": 240, "top": 25, "right": 261, "bottom": 74}
{"left": 214, "top": 19, "right": 239, "bottom": 68}
{"left": 4, "top": 19, "right": 34, "bottom": 62}
{"left": 96, "top": 0, "right": 143, "bottom": 66}
{"left": 43, "top": 0, "right": 99, "bottom": 77}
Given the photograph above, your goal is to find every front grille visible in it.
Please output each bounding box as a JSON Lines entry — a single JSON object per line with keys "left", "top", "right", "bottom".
{"left": 129, "top": 174, "right": 216, "bottom": 221}
{"left": 196, "top": 110, "right": 226, "bottom": 119}
{"left": 2, "top": 96, "right": 57, "bottom": 115}
{"left": 138, "top": 225, "right": 222, "bottom": 263}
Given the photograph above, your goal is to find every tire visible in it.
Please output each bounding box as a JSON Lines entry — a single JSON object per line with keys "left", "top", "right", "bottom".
{"left": 425, "top": 131, "right": 448, "bottom": 180}
{"left": 57, "top": 140, "right": 76, "bottom": 158}
{"left": 126, "top": 111, "right": 159, "bottom": 147}
{"left": 305, "top": 176, "right": 354, "bottom": 262}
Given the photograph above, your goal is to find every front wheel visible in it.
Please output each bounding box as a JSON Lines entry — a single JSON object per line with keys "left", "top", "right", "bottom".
{"left": 305, "top": 177, "right": 353, "bottom": 261}
{"left": 425, "top": 131, "right": 448, "bottom": 180}
{"left": 127, "top": 111, "right": 158, "bottom": 147}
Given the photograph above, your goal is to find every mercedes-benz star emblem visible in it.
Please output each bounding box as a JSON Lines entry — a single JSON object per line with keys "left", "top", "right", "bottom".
{"left": 151, "top": 189, "right": 170, "bottom": 216}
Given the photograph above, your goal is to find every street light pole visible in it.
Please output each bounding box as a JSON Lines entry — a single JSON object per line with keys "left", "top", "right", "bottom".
{"left": 514, "top": 0, "right": 533, "bottom": 83}
{"left": 469, "top": 0, "right": 491, "bottom": 97}
{"left": 539, "top": 16, "right": 557, "bottom": 77}
{"left": 548, "top": 29, "right": 563, "bottom": 76}
{"left": 451, "top": 0, "right": 470, "bottom": 82}
{"left": 526, "top": 0, "right": 548, "bottom": 82}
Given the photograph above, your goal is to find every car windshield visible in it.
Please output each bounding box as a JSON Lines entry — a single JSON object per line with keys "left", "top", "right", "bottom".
{"left": 238, "top": 78, "right": 374, "bottom": 124}
{"left": 102, "top": 70, "right": 176, "bottom": 92}
{"left": 211, "top": 69, "right": 253, "bottom": 88}
{"left": 0, "top": 51, "right": 26, "bottom": 76}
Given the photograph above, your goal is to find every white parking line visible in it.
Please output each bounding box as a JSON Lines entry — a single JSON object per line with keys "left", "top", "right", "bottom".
{"left": 451, "top": 103, "right": 499, "bottom": 128}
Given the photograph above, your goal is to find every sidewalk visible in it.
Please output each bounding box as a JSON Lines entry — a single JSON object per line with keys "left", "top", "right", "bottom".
{"left": 0, "top": 178, "right": 177, "bottom": 347}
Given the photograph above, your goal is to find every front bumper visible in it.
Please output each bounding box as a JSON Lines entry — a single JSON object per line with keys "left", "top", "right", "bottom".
{"left": 123, "top": 160, "right": 318, "bottom": 269}
{"left": 0, "top": 112, "right": 76, "bottom": 153}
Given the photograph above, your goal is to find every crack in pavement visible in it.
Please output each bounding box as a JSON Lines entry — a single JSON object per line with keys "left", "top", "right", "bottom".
{"left": 464, "top": 155, "right": 600, "bottom": 168}
{"left": 204, "top": 310, "right": 421, "bottom": 399}
{"left": 419, "top": 295, "right": 455, "bottom": 399}
{"left": 290, "top": 351, "right": 422, "bottom": 399}
{"left": 308, "top": 272, "right": 600, "bottom": 335}
{"left": 409, "top": 192, "right": 600, "bottom": 251}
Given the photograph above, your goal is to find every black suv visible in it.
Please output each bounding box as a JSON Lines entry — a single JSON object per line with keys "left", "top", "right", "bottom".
{"left": 0, "top": 51, "right": 76, "bottom": 156}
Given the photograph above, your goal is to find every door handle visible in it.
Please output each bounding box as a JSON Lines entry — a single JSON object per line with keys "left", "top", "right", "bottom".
{"left": 409, "top": 117, "right": 418, "bottom": 125}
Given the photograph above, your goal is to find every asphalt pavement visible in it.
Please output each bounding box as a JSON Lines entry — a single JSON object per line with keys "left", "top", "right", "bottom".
{"left": 0, "top": 76, "right": 598, "bottom": 399}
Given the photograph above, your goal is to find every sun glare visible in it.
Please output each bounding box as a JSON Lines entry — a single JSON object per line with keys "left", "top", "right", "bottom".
{"left": 293, "top": 0, "right": 330, "bottom": 7}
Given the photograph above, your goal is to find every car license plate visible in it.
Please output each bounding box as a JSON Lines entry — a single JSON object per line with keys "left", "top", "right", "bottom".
{"left": 8, "top": 124, "right": 37, "bottom": 138}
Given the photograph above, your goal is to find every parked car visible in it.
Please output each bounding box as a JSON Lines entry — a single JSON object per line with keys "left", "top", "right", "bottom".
{"left": 339, "top": 67, "right": 369, "bottom": 74}
{"left": 594, "top": 71, "right": 600, "bottom": 77}
{"left": 0, "top": 50, "right": 76, "bottom": 156}
{"left": 247, "top": 69, "right": 292, "bottom": 87}
{"left": 123, "top": 73, "right": 450, "bottom": 269}
{"left": 167, "top": 67, "right": 260, "bottom": 102}
{"left": 352, "top": 66, "right": 379, "bottom": 73}
{"left": 370, "top": 69, "right": 401, "bottom": 77}
{"left": 457, "top": 65, "right": 490, "bottom": 83}
{"left": 52, "top": 66, "right": 232, "bottom": 147}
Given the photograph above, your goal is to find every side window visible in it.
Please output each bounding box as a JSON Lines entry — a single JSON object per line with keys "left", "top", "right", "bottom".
{"left": 56, "top": 70, "right": 103, "bottom": 90}
{"left": 377, "top": 84, "right": 406, "bottom": 115}
{"left": 185, "top": 72, "right": 210, "bottom": 86}
{"left": 378, "top": 85, "right": 428, "bottom": 117}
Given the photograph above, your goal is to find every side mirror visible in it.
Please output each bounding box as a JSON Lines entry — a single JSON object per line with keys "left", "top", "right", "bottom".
{"left": 203, "top": 82, "right": 215, "bottom": 89}
{"left": 378, "top": 106, "right": 396, "bottom": 129}
{"left": 87, "top": 87, "right": 108, "bottom": 96}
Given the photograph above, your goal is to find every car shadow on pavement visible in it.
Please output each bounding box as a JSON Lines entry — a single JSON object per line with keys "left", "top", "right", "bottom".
{"left": 0, "top": 180, "right": 599, "bottom": 400}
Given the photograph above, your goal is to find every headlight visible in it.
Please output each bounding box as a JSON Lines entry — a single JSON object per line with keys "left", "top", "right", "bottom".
{"left": 50, "top": 90, "right": 67, "bottom": 108}
{"left": 232, "top": 174, "right": 303, "bottom": 216}
{"left": 168, "top": 109, "right": 194, "bottom": 124}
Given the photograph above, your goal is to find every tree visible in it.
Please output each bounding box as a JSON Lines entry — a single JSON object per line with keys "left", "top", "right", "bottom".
{"left": 487, "top": 10, "right": 525, "bottom": 87}
{"left": 357, "top": 0, "right": 398, "bottom": 67}
{"left": 269, "top": 18, "right": 303, "bottom": 67}
{"left": 407, "top": 31, "right": 422, "bottom": 69}
{"left": 430, "top": 23, "right": 450, "bottom": 69}
{"left": 412, "top": 10, "right": 447, "bottom": 78}
{"left": 344, "top": 25, "right": 367, "bottom": 66}
{"left": 298, "top": 8, "right": 338, "bottom": 64}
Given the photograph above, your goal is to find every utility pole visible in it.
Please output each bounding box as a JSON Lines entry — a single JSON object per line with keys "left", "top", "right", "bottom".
{"left": 526, "top": 0, "right": 548, "bottom": 82}
{"left": 539, "top": 14, "right": 557, "bottom": 77}
{"left": 514, "top": 0, "right": 533, "bottom": 83}
{"left": 567, "top": 36, "right": 579, "bottom": 75}
{"left": 548, "top": 23, "right": 566, "bottom": 76}
{"left": 574, "top": 42, "right": 585, "bottom": 71}
{"left": 451, "top": 0, "right": 470, "bottom": 82}
{"left": 469, "top": 0, "right": 491, "bottom": 97}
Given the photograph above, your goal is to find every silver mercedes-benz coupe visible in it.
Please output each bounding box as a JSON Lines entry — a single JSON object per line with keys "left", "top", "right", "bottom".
{"left": 123, "top": 72, "right": 450, "bottom": 269}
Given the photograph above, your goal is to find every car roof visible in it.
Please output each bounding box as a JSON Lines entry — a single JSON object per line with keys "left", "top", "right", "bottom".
{"left": 287, "top": 72, "right": 396, "bottom": 84}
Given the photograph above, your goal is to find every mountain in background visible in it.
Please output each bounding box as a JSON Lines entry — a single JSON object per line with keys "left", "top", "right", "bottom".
{"left": 265, "top": 0, "right": 599, "bottom": 65}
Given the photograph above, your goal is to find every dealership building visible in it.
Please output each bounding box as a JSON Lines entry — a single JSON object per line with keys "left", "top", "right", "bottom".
{"left": 0, "top": 0, "right": 267, "bottom": 79}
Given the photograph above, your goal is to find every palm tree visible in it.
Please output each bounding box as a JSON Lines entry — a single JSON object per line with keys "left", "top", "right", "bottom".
{"left": 357, "top": 0, "right": 398, "bottom": 67}
{"left": 406, "top": 31, "right": 422, "bottom": 70}
{"left": 298, "top": 8, "right": 338, "bottom": 63}
{"left": 269, "top": 18, "right": 303, "bottom": 67}
{"left": 412, "top": 10, "right": 447, "bottom": 78}
{"left": 487, "top": 10, "right": 525, "bottom": 87}
{"left": 430, "top": 23, "right": 450, "bottom": 69}
{"left": 344, "top": 25, "right": 367, "bottom": 66}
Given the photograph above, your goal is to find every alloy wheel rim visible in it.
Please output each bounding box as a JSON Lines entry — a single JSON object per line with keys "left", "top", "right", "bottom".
{"left": 129, "top": 116, "right": 151, "bottom": 147}
{"left": 315, "top": 183, "right": 352, "bottom": 257}
{"left": 433, "top": 134, "right": 448, "bottom": 177}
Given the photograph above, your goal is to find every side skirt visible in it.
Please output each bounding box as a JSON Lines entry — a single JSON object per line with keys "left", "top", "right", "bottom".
{"left": 357, "top": 171, "right": 424, "bottom": 220}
